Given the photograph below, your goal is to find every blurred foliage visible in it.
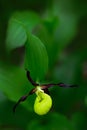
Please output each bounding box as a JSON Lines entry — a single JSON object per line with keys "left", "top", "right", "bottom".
{"left": 0, "top": 0, "right": 87, "bottom": 130}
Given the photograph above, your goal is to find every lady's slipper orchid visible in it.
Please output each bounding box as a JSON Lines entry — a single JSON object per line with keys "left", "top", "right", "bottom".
{"left": 13, "top": 70, "right": 78, "bottom": 115}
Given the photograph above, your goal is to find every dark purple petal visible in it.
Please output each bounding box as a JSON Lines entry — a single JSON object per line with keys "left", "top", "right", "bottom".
{"left": 41, "top": 82, "right": 78, "bottom": 88}
{"left": 58, "top": 83, "right": 78, "bottom": 88}
{"left": 26, "top": 70, "right": 39, "bottom": 86}
{"left": 13, "top": 89, "right": 35, "bottom": 113}
{"left": 13, "top": 95, "right": 28, "bottom": 113}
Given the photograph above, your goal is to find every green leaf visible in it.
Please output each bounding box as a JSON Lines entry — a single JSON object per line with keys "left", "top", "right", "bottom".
{"left": 25, "top": 33, "right": 48, "bottom": 81}
{"left": 43, "top": 16, "right": 59, "bottom": 34}
{"left": 0, "top": 63, "right": 34, "bottom": 112}
{"left": 6, "top": 19, "right": 27, "bottom": 51}
{"left": 37, "top": 17, "right": 59, "bottom": 69}
{"left": 6, "top": 11, "right": 40, "bottom": 51}
{"left": 10, "top": 11, "right": 40, "bottom": 32}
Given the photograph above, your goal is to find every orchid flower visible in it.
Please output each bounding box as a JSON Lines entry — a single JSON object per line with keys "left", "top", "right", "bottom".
{"left": 13, "top": 70, "right": 78, "bottom": 115}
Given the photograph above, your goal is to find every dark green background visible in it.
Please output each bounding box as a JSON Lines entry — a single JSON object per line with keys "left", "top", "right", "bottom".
{"left": 0, "top": 0, "right": 87, "bottom": 130}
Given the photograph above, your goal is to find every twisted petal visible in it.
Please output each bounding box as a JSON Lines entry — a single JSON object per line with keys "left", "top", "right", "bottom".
{"left": 41, "top": 82, "right": 78, "bottom": 89}
{"left": 26, "top": 70, "right": 39, "bottom": 86}
{"left": 13, "top": 88, "right": 35, "bottom": 113}
{"left": 13, "top": 95, "right": 28, "bottom": 113}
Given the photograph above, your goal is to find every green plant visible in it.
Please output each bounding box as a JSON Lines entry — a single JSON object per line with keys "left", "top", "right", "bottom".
{"left": 0, "top": 1, "right": 87, "bottom": 129}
